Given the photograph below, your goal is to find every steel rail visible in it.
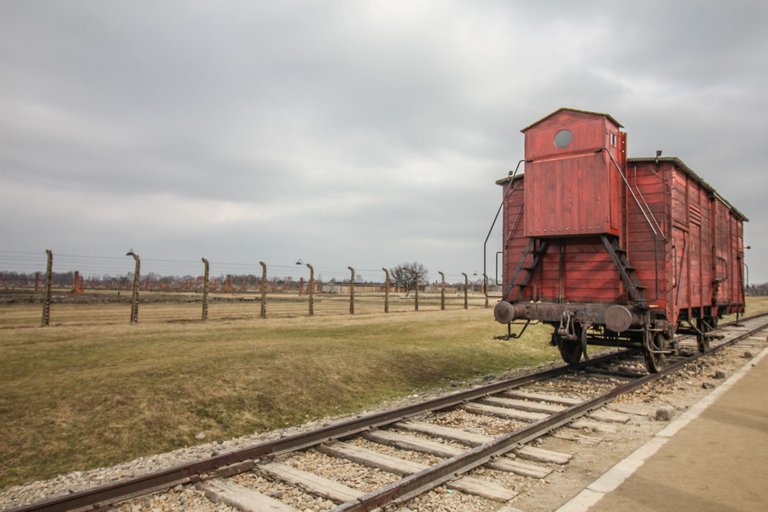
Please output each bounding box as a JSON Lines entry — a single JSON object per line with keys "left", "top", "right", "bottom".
{"left": 8, "top": 351, "right": 628, "bottom": 512}
{"left": 333, "top": 314, "right": 768, "bottom": 511}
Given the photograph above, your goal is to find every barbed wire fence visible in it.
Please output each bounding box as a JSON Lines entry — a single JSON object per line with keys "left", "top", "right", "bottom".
{"left": 0, "top": 250, "right": 496, "bottom": 328}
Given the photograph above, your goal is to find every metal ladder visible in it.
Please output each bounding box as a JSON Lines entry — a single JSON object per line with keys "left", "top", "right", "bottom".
{"left": 503, "top": 238, "right": 549, "bottom": 302}
{"left": 601, "top": 235, "right": 646, "bottom": 303}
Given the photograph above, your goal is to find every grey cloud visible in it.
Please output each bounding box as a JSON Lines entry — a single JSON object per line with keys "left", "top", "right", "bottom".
{"left": 1, "top": 1, "right": 766, "bottom": 282}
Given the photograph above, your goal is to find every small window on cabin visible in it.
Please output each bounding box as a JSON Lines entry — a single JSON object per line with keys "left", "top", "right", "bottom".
{"left": 554, "top": 129, "right": 573, "bottom": 149}
{"left": 610, "top": 132, "right": 617, "bottom": 147}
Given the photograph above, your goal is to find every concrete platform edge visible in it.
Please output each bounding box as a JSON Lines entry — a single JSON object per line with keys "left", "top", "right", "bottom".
{"left": 556, "top": 344, "right": 768, "bottom": 512}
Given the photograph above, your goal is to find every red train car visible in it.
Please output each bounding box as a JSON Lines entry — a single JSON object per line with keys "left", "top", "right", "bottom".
{"left": 493, "top": 108, "right": 747, "bottom": 372}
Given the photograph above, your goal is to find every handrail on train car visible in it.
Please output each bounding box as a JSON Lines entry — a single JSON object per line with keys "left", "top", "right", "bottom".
{"left": 600, "top": 147, "right": 663, "bottom": 301}
{"left": 483, "top": 159, "right": 527, "bottom": 297}
{"left": 600, "top": 147, "right": 666, "bottom": 241}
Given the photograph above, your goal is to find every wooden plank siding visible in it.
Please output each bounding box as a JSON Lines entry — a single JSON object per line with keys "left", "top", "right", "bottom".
{"left": 626, "top": 161, "right": 667, "bottom": 312}
{"left": 501, "top": 178, "right": 529, "bottom": 301}
{"left": 498, "top": 108, "right": 745, "bottom": 327}
{"left": 524, "top": 152, "right": 621, "bottom": 238}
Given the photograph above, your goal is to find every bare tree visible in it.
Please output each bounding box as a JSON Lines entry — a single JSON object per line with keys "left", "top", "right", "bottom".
{"left": 389, "top": 262, "right": 428, "bottom": 296}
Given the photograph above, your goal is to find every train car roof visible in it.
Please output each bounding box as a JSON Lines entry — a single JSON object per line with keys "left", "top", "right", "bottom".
{"left": 628, "top": 157, "right": 748, "bottom": 221}
{"left": 521, "top": 107, "right": 623, "bottom": 132}
{"left": 494, "top": 156, "right": 748, "bottom": 222}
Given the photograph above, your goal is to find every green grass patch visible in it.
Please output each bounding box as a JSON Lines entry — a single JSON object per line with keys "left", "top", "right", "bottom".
{"left": 0, "top": 308, "right": 556, "bottom": 488}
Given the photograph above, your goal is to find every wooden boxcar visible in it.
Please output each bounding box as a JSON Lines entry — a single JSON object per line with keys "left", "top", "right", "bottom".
{"left": 493, "top": 108, "right": 747, "bottom": 372}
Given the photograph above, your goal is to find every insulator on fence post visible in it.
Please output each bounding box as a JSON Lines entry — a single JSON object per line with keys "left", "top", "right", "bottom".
{"left": 348, "top": 266, "right": 355, "bottom": 315}
{"left": 306, "top": 263, "right": 315, "bottom": 316}
{"left": 126, "top": 250, "right": 140, "bottom": 323}
{"left": 259, "top": 261, "right": 267, "bottom": 319}
{"left": 462, "top": 272, "right": 468, "bottom": 309}
{"left": 41, "top": 249, "right": 53, "bottom": 327}
{"left": 438, "top": 271, "right": 445, "bottom": 310}
{"left": 201, "top": 257, "right": 210, "bottom": 321}
{"left": 382, "top": 267, "right": 390, "bottom": 313}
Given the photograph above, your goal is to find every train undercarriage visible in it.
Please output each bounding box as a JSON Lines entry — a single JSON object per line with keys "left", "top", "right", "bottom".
{"left": 494, "top": 300, "right": 721, "bottom": 373}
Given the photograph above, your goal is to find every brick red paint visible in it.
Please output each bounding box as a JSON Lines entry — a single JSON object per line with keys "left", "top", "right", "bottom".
{"left": 524, "top": 110, "right": 623, "bottom": 237}
{"left": 500, "top": 109, "right": 745, "bottom": 326}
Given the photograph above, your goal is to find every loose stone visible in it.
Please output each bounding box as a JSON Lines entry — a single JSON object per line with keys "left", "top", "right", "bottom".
{"left": 655, "top": 406, "right": 674, "bottom": 421}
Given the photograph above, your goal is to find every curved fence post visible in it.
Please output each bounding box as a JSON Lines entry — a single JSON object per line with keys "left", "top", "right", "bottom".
{"left": 438, "top": 271, "right": 445, "bottom": 310}
{"left": 348, "top": 266, "right": 355, "bottom": 314}
{"left": 41, "top": 249, "right": 53, "bottom": 326}
{"left": 306, "top": 263, "right": 315, "bottom": 316}
{"left": 414, "top": 276, "right": 419, "bottom": 311}
{"left": 127, "top": 251, "right": 140, "bottom": 323}
{"left": 382, "top": 268, "right": 390, "bottom": 313}
{"left": 201, "top": 258, "right": 209, "bottom": 320}
{"left": 461, "top": 272, "right": 468, "bottom": 309}
{"left": 259, "top": 261, "right": 267, "bottom": 319}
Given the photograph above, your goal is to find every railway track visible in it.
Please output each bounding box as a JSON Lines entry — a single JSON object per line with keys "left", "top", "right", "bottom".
{"left": 7, "top": 313, "right": 768, "bottom": 512}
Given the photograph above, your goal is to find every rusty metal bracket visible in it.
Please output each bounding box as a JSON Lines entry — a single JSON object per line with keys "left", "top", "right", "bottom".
{"left": 494, "top": 319, "right": 532, "bottom": 340}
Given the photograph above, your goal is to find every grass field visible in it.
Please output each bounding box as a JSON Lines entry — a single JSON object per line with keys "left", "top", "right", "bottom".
{"left": 2, "top": 296, "right": 766, "bottom": 490}
{"left": 0, "top": 306, "right": 555, "bottom": 489}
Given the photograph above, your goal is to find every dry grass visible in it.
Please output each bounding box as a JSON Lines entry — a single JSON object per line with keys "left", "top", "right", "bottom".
{"left": 0, "top": 307, "right": 554, "bottom": 488}
{"left": 2, "top": 296, "right": 765, "bottom": 489}
{"left": 743, "top": 295, "right": 768, "bottom": 316}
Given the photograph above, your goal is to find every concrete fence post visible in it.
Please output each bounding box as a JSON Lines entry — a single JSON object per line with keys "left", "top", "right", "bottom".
{"left": 347, "top": 266, "right": 355, "bottom": 314}
{"left": 414, "top": 275, "right": 419, "bottom": 311}
{"left": 438, "top": 271, "right": 445, "bottom": 310}
{"left": 259, "top": 261, "right": 267, "bottom": 319}
{"left": 307, "top": 263, "right": 315, "bottom": 316}
{"left": 461, "top": 272, "right": 468, "bottom": 309}
{"left": 127, "top": 251, "right": 140, "bottom": 323}
{"left": 201, "top": 257, "right": 209, "bottom": 321}
{"left": 41, "top": 249, "right": 53, "bottom": 326}
{"left": 382, "top": 267, "right": 390, "bottom": 313}
{"left": 483, "top": 273, "right": 489, "bottom": 309}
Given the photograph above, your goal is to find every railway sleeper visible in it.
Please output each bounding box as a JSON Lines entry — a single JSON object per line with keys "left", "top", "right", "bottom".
{"left": 197, "top": 479, "right": 298, "bottom": 512}
{"left": 366, "top": 428, "right": 571, "bottom": 465}
{"left": 318, "top": 442, "right": 521, "bottom": 500}
{"left": 396, "top": 420, "right": 569, "bottom": 471}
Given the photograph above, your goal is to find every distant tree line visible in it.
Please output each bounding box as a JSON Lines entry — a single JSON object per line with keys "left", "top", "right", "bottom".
{"left": 747, "top": 283, "right": 768, "bottom": 296}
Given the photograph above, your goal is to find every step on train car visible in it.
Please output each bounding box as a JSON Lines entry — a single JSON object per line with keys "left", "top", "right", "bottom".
{"left": 492, "top": 108, "right": 747, "bottom": 373}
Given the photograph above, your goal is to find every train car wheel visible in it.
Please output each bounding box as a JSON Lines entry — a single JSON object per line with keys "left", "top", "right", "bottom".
{"left": 643, "top": 331, "right": 666, "bottom": 373}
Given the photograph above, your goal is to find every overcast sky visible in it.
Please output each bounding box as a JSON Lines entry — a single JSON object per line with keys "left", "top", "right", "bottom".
{"left": 1, "top": 0, "right": 767, "bottom": 284}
